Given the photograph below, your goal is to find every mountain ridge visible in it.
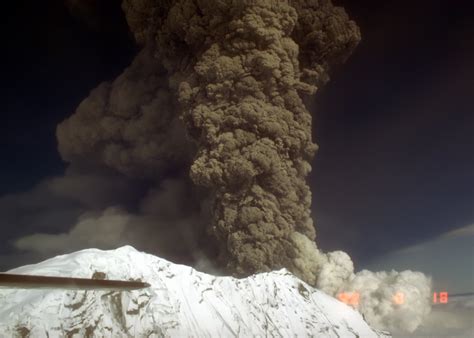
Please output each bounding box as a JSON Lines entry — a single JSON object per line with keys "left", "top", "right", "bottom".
{"left": 0, "top": 246, "right": 391, "bottom": 337}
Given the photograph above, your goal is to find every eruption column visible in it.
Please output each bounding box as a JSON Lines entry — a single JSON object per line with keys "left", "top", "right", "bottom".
{"left": 122, "top": 0, "right": 360, "bottom": 284}
{"left": 54, "top": 2, "right": 434, "bottom": 331}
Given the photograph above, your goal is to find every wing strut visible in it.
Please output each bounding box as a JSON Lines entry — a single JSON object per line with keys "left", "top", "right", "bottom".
{"left": 0, "top": 273, "right": 150, "bottom": 290}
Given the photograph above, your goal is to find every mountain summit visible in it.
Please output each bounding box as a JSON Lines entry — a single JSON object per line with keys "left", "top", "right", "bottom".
{"left": 0, "top": 246, "right": 390, "bottom": 337}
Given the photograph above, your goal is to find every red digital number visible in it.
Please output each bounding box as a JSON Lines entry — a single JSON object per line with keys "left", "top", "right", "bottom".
{"left": 439, "top": 292, "right": 448, "bottom": 303}
{"left": 433, "top": 292, "right": 449, "bottom": 304}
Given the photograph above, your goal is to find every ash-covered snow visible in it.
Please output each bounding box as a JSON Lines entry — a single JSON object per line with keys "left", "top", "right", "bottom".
{"left": 0, "top": 246, "right": 390, "bottom": 337}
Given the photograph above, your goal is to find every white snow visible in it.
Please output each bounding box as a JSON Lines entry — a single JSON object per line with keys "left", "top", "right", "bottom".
{"left": 0, "top": 246, "right": 391, "bottom": 337}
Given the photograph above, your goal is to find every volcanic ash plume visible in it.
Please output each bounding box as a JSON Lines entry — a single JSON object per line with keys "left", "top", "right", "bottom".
{"left": 57, "top": 46, "right": 194, "bottom": 179}
{"left": 56, "top": 45, "right": 213, "bottom": 262}
{"left": 121, "top": 0, "right": 360, "bottom": 284}
{"left": 51, "top": 0, "right": 435, "bottom": 332}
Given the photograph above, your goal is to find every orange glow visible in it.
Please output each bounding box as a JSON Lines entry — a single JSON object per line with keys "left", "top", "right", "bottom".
{"left": 337, "top": 292, "right": 360, "bottom": 306}
{"left": 392, "top": 291, "right": 405, "bottom": 305}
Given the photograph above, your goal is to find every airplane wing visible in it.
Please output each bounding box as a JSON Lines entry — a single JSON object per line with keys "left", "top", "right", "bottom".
{"left": 0, "top": 273, "right": 150, "bottom": 291}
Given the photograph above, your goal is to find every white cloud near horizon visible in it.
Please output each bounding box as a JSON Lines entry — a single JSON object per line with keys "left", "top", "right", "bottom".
{"left": 440, "top": 223, "right": 474, "bottom": 239}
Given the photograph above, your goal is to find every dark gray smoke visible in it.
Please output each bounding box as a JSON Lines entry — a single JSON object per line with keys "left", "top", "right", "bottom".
{"left": 57, "top": 46, "right": 194, "bottom": 179}
{"left": 56, "top": 44, "right": 214, "bottom": 264}
{"left": 120, "top": 0, "right": 360, "bottom": 284}
{"left": 47, "top": 1, "right": 434, "bottom": 332}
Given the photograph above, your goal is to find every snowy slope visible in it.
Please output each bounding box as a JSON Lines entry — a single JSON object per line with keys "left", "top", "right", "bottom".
{"left": 0, "top": 246, "right": 391, "bottom": 337}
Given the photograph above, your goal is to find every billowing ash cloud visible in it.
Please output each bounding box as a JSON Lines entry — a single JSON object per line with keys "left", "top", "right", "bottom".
{"left": 121, "top": 0, "right": 360, "bottom": 285}
{"left": 11, "top": 0, "right": 433, "bottom": 333}
{"left": 343, "top": 269, "right": 432, "bottom": 333}
{"left": 57, "top": 46, "right": 194, "bottom": 179}
{"left": 15, "top": 177, "right": 206, "bottom": 257}
{"left": 55, "top": 44, "right": 214, "bottom": 265}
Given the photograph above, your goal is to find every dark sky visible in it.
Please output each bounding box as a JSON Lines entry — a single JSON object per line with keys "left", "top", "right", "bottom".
{"left": 312, "top": 0, "right": 473, "bottom": 265}
{"left": 2, "top": 0, "right": 135, "bottom": 193}
{"left": 0, "top": 0, "right": 472, "bottom": 270}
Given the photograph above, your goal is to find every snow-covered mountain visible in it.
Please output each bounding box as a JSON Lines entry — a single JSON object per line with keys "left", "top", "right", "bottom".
{"left": 0, "top": 246, "right": 391, "bottom": 337}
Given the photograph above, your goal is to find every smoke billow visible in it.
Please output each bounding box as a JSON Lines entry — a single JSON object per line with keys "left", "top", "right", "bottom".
{"left": 119, "top": 0, "right": 360, "bottom": 285}
{"left": 41, "top": 0, "right": 434, "bottom": 333}
{"left": 55, "top": 44, "right": 214, "bottom": 264}
{"left": 343, "top": 269, "right": 432, "bottom": 333}
{"left": 57, "top": 46, "right": 194, "bottom": 179}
